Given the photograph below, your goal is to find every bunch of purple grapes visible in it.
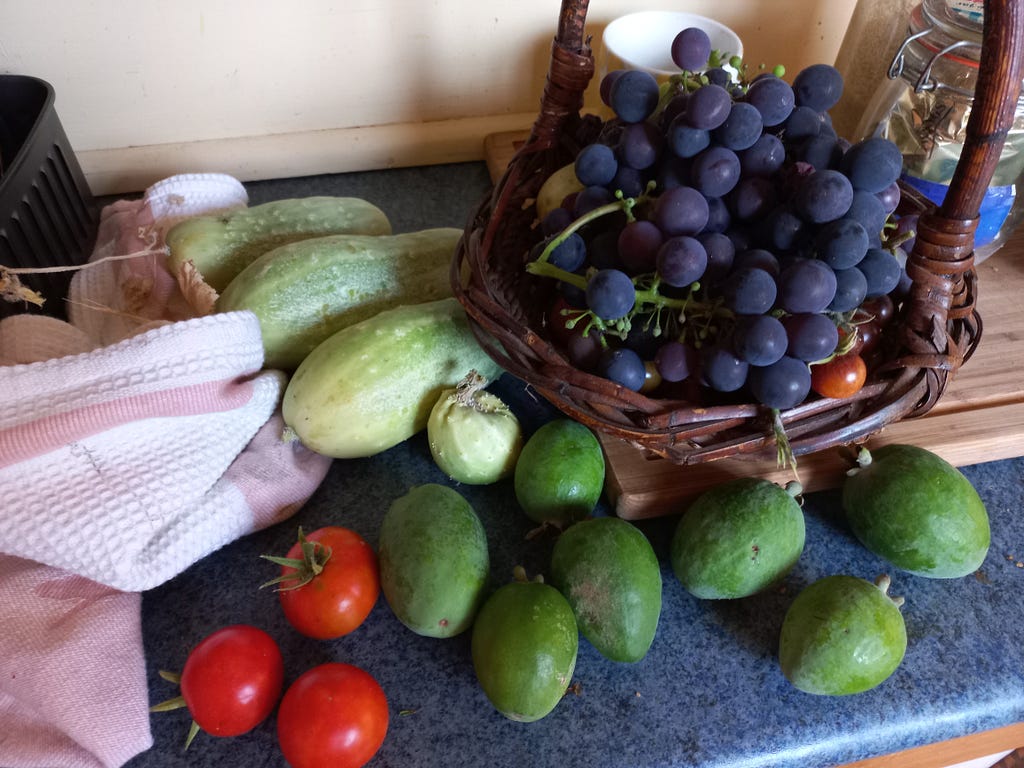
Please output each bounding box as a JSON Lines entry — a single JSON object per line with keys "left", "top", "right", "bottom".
{"left": 530, "top": 26, "right": 911, "bottom": 411}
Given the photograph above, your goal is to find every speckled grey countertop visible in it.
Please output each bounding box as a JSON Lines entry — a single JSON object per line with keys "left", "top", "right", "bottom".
{"left": 124, "top": 162, "right": 1024, "bottom": 768}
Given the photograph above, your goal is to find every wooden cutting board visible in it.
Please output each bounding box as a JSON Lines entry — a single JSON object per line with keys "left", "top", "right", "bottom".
{"left": 483, "top": 130, "right": 1024, "bottom": 519}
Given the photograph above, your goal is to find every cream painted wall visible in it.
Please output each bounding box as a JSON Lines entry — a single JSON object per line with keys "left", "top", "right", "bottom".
{"left": 0, "top": 1, "right": 857, "bottom": 193}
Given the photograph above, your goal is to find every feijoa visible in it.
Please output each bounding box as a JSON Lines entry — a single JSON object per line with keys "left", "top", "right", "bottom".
{"left": 378, "top": 484, "right": 489, "bottom": 638}
{"left": 779, "top": 574, "right": 907, "bottom": 695}
{"left": 670, "top": 478, "right": 806, "bottom": 599}
{"left": 471, "top": 577, "right": 578, "bottom": 722}
{"left": 550, "top": 517, "right": 662, "bottom": 662}
{"left": 842, "top": 444, "right": 990, "bottom": 578}
{"left": 514, "top": 419, "right": 605, "bottom": 526}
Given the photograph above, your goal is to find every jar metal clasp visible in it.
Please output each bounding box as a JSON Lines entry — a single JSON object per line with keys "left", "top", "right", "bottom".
{"left": 888, "top": 26, "right": 934, "bottom": 81}
{"left": 915, "top": 40, "right": 983, "bottom": 94}
{"left": 887, "top": 16, "right": 982, "bottom": 97}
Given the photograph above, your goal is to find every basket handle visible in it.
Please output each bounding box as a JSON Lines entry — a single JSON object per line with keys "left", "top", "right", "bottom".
{"left": 555, "top": 0, "right": 589, "bottom": 49}
{"left": 938, "top": 0, "right": 1024, "bottom": 225}
{"left": 527, "top": 0, "right": 594, "bottom": 150}
{"left": 899, "top": 0, "right": 1024, "bottom": 375}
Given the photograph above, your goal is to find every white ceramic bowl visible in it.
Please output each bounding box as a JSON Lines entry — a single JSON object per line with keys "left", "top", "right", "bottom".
{"left": 600, "top": 11, "right": 743, "bottom": 81}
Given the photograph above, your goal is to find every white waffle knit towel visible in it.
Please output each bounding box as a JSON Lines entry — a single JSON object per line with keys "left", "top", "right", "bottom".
{"left": 0, "top": 172, "right": 331, "bottom": 592}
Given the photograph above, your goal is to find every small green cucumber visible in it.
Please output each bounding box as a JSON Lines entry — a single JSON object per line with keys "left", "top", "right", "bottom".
{"left": 165, "top": 196, "right": 392, "bottom": 292}
{"left": 282, "top": 297, "right": 503, "bottom": 459}
{"left": 217, "top": 228, "right": 461, "bottom": 370}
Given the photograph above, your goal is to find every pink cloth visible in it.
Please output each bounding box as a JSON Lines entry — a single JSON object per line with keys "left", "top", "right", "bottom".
{"left": 0, "top": 558, "right": 149, "bottom": 768}
{"left": 0, "top": 174, "right": 333, "bottom": 767}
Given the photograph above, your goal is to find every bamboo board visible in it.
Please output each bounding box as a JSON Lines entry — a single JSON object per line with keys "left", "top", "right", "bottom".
{"left": 483, "top": 131, "right": 1024, "bottom": 520}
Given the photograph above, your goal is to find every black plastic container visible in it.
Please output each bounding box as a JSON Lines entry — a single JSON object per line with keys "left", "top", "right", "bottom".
{"left": 0, "top": 75, "right": 98, "bottom": 319}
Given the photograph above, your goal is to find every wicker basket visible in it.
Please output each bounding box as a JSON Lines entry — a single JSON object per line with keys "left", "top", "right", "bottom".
{"left": 454, "top": 0, "right": 1024, "bottom": 465}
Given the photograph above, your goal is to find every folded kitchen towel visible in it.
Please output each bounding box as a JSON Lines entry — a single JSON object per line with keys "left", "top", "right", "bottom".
{"left": 0, "top": 310, "right": 325, "bottom": 591}
{"left": 0, "top": 173, "right": 333, "bottom": 767}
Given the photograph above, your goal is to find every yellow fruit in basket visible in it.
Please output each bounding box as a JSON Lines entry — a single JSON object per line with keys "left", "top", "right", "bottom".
{"left": 536, "top": 163, "right": 584, "bottom": 221}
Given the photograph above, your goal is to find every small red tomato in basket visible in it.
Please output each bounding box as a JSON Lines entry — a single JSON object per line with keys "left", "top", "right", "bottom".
{"left": 811, "top": 352, "right": 868, "bottom": 399}
{"left": 277, "top": 662, "right": 389, "bottom": 768}
{"left": 151, "top": 624, "right": 284, "bottom": 749}
{"left": 262, "top": 526, "right": 380, "bottom": 639}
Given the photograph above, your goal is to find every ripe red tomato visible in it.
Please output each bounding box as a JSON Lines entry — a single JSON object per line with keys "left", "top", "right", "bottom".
{"left": 838, "top": 319, "right": 881, "bottom": 359}
{"left": 811, "top": 353, "right": 868, "bottom": 399}
{"left": 277, "top": 663, "right": 389, "bottom": 768}
{"left": 545, "top": 296, "right": 579, "bottom": 345}
{"left": 179, "top": 625, "right": 284, "bottom": 739}
{"left": 266, "top": 527, "right": 380, "bottom": 640}
{"left": 859, "top": 294, "right": 895, "bottom": 326}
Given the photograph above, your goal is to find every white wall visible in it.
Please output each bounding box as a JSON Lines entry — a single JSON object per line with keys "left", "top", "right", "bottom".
{"left": 0, "top": 0, "right": 856, "bottom": 194}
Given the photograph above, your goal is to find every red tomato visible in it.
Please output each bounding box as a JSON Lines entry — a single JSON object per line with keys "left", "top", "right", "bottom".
{"left": 811, "top": 353, "right": 868, "bottom": 399}
{"left": 859, "top": 294, "right": 895, "bottom": 325}
{"left": 277, "top": 663, "right": 389, "bottom": 768}
{"left": 839, "top": 319, "right": 881, "bottom": 359}
{"left": 545, "top": 296, "right": 579, "bottom": 345}
{"left": 267, "top": 527, "right": 380, "bottom": 640}
{"left": 179, "top": 625, "right": 284, "bottom": 738}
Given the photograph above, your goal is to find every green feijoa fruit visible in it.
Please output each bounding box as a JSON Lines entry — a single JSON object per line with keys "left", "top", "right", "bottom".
{"left": 471, "top": 578, "right": 578, "bottom": 722}
{"left": 550, "top": 517, "right": 661, "bottom": 662}
{"left": 842, "top": 444, "right": 990, "bottom": 578}
{"left": 779, "top": 574, "right": 907, "bottom": 696}
{"left": 670, "top": 478, "right": 805, "bottom": 599}
{"left": 514, "top": 419, "right": 605, "bottom": 526}
{"left": 378, "top": 484, "right": 489, "bottom": 638}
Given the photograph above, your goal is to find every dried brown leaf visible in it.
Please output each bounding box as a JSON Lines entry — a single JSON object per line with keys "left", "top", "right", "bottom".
{"left": 175, "top": 260, "right": 218, "bottom": 316}
{"left": 0, "top": 267, "right": 46, "bottom": 307}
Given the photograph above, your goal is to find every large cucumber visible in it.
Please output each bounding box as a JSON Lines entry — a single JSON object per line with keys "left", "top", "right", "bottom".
{"left": 282, "top": 298, "right": 503, "bottom": 459}
{"left": 165, "top": 196, "right": 391, "bottom": 292}
{"left": 217, "top": 228, "right": 460, "bottom": 370}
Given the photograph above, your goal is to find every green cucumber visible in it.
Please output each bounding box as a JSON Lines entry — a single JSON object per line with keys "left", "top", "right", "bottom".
{"left": 217, "top": 228, "right": 461, "bottom": 370}
{"left": 165, "top": 196, "right": 391, "bottom": 292}
{"left": 282, "top": 298, "right": 503, "bottom": 459}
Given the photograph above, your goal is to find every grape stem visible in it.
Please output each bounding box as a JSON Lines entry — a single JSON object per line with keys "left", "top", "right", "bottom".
{"left": 887, "top": 227, "right": 917, "bottom": 251}
{"left": 526, "top": 259, "right": 589, "bottom": 290}
{"left": 533, "top": 193, "right": 641, "bottom": 267}
{"left": 809, "top": 321, "right": 859, "bottom": 367}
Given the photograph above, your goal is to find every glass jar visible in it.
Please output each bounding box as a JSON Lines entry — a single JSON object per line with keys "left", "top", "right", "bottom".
{"left": 857, "top": 0, "right": 1024, "bottom": 261}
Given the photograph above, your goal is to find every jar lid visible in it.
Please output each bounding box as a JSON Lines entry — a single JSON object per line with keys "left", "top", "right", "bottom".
{"left": 913, "top": 0, "right": 983, "bottom": 69}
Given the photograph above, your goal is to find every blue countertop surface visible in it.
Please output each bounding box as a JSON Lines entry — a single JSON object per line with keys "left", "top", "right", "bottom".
{"left": 124, "top": 162, "right": 1024, "bottom": 768}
